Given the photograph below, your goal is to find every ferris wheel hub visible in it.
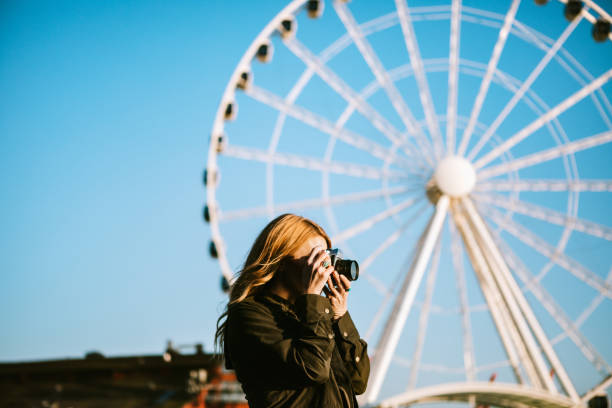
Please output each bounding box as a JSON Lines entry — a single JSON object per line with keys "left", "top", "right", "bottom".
{"left": 434, "top": 156, "right": 476, "bottom": 197}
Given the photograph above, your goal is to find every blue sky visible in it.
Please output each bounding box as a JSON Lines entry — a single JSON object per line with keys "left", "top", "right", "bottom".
{"left": 1, "top": 0, "right": 611, "bottom": 402}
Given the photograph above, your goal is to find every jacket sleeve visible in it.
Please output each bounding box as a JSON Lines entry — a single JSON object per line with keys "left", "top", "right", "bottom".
{"left": 333, "top": 311, "right": 370, "bottom": 394}
{"left": 226, "top": 294, "right": 335, "bottom": 385}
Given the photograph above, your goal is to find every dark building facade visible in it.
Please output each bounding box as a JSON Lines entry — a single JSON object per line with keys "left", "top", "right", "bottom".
{"left": 0, "top": 348, "right": 247, "bottom": 408}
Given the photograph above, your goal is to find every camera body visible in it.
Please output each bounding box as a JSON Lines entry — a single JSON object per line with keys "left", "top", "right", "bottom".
{"left": 326, "top": 248, "right": 359, "bottom": 281}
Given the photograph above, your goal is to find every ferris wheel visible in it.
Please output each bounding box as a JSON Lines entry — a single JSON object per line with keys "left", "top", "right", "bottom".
{"left": 204, "top": 0, "right": 612, "bottom": 407}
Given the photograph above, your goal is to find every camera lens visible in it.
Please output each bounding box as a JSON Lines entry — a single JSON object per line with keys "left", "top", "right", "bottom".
{"left": 336, "top": 259, "right": 359, "bottom": 281}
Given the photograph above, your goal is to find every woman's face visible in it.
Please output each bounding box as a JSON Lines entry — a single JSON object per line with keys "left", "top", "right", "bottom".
{"left": 292, "top": 235, "right": 328, "bottom": 260}
{"left": 281, "top": 235, "right": 329, "bottom": 296}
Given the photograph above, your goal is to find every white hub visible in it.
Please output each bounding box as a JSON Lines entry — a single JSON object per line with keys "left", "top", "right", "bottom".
{"left": 434, "top": 156, "right": 476, "bottom": 197}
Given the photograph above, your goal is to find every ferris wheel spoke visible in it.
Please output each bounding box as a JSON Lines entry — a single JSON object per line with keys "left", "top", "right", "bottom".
{"left": 395, "top": 0, "right": 445, "bottom": 159}
{"left": 364, "top": 295, "right": 392, "bottom": 343}
{"left": 474, "top": 192, "right": 612, "bottom": 241}
{"left": 456, "top": 0, "right": 521, "bottom": 157}
{"left": 331, "top": 196, "right": 422, "bottom": 245}
{"left": 477, "top": 130, "right": 612, "bottom": 180}
{"left": 408, "top": 237, "right": 442, "bottom": 390}
{"left": 245, "top": 84, "right": 418, "bottom": 171}
{"left": 572, "top": 268, "right": 612, "bottom": 328}
{"left": 333, "top": 1, "right": 436, "bottom": 163}
{"left": 479, "top": 204, "right": 612, "bottom": 300}
{"left": 450, "top": 220, "right": 476, "bottom": 381}
{"left": 446, "top": 0, "right": 462, "bottom": 155}
{"left": 360, "top": 202, "right": 430, "bottom": 342}
{"left": 218, "top": 185, "right": 417, "bottom": 222}
{"left": 467, "top": 14, "right": 582, "bottom": 161}
{"left": 475, "top": 179, "right": 612, "bottom": 192}
{"left": 361, "top": 201, "right": 429, "bottom": 272}
{"left": 284, "top": 37, "right": 432, "bottom": 165}
{"left": 223, "top": 144, "right": 408, "bottom": 180}
{"left": 474, "top": 68, "right": 612, "bottom": 170}
{"left": 492, "top": 235, "right": 612, "bottom": 376}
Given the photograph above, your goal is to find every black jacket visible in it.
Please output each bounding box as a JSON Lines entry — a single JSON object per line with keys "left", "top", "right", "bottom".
{"left": 224, "top": 293, "right": 370, "bottom": 408}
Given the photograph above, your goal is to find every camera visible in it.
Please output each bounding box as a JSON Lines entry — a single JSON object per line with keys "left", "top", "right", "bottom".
{"left": 326, "top": 248, "right": 359, "bottom": 281}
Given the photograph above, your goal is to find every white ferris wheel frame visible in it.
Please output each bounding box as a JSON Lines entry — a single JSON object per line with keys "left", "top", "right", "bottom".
{"left": 205, "top": 1, "right": 612, "bottom": 407}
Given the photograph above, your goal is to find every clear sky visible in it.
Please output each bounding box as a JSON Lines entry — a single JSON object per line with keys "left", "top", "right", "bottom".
{"left": 1, "top": 0, "right": 611, "bottom": 403}
{"left": 0, "top": 0, "right": 289, "bottom": 360}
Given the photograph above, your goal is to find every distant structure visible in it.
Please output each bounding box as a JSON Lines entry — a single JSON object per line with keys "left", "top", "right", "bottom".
{"left": 0, "top": 343, "right": 247, "bottom": 408}
{"left": 204, "top": 0, "right": 612, "bottom": 407}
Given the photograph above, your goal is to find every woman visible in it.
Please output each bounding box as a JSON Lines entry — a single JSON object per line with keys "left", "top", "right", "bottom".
{"left": 215, "top": 213, "right": 370, "bottom": 407}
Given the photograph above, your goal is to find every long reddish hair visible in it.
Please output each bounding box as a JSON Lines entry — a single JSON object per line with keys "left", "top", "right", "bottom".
{"left": 215, "top": 214, "right": 331, "bottom": 351}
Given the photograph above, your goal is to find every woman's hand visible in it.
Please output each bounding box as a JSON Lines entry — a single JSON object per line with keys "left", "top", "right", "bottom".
{"left": 303, "top": 246, "right": 334, "bottom": 295}
{"left": 323, "top": 271, "right": 351, "bottom": 320}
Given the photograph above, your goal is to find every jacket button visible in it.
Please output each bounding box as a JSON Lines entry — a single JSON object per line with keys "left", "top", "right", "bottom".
{"left": 328, "top": 333, "right": 334, "bottom": 339}
{"left": 343, "top": 331, "right": 348, "bottom": 338}
{"left": 355, "top": 356, "right": 360, "bottom": 363}
{"left": 324, "top": 308, "right": 330, "bottom": 314}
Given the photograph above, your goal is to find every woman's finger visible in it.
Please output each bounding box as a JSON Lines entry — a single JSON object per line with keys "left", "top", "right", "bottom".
{"left": 327, "top": 276, "right": 341, "bottom": 297}
{"left": 307, "top": 245, "right": 324, "bottom": 266}
{"left": 338, "top": 273, "right": 351, "bottom": 292}
{"left": 313, "top": 250, "right": 330, "bottom": 270}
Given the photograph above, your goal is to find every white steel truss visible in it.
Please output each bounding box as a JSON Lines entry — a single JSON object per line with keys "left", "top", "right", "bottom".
{"left": 452, "top": 205, "right": 528, "bottom": 385}
{"left": 395, "top": 0, "right": 445, "bottom": 159}
{"left": 217, "top": 185, "right": 416, "bottom": 222}
{"left": 475, "top": 179, "right": 612, "bottom": 192}
{"left": 477, "top": 130, "right": 612, "bottom": 180}
{"left": 223, "top": 144, "right": 408, "bottom": 181}
{"left": 474, "top": 68, "right": 612, "bottom": 170}
{"left": 331, "top": 196, "right": 420, "bottom": 245}
{"left": 408, "top": 238, "right": 442, "bottom": 389}
{"left": 284, "top": 37, "right": 431, "bottom": 164}
{"left": 492, "top": 234, "right": 612, "bottom": 376}
{"left": 446, "top": 0, "right": 462, "bottom": 154}
{"left": 332, "top": 0, "right": 436, "bottom": 164}
{"left": 245, "top": 84, "right": 416, "bottom": 170}
{"left": 450, "top": 220, "right": 476, "bottom": 381}
{"left": 479, "top": 205, "right": 612, "bottom": 299}
{"left": 363, "top": 196, "right": 449, "bottom": 404}
{"left": 473, "top": 192, "right": 612, "bottom": 241}
{"left": 467, "top": 13, "right": 583, "bottom": 161}
{"left": 456, "top": 0, "right": 521, "bottom": 157}
{"left": 206, "top": 1, "right": 612, "bottom": 406}
{"left": 461, "top": 197, "right": 578, "bottom": 400}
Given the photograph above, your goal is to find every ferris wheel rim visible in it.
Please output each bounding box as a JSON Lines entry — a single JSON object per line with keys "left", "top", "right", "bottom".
{"left": 206, "top": 0, "right": 612, "bottom": 404}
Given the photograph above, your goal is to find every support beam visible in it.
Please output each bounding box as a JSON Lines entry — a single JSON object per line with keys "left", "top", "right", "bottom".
{"left": 408, "top": 238, "right": 442, "bottom": 389}
{"left": 452, "top": 206, "right": 528, "bottom": 385}
{"left": 363, "top": 196, "right": 449, "bottom": 404}
{"left": 450, "top": 221, "right": 476, "bottom": 381}
{"left": 463, "top": 198, "right": 579, "bottom": 400}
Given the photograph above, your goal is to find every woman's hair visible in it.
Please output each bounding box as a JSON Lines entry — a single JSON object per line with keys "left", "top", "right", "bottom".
{"left": 214, "top": 213, "right": 331, "bottom": 352}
